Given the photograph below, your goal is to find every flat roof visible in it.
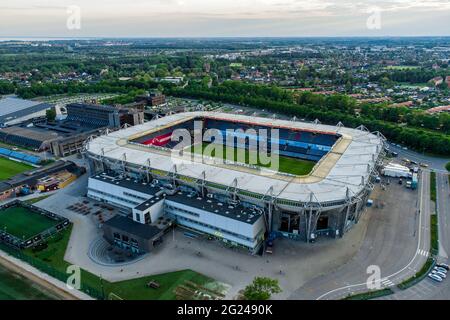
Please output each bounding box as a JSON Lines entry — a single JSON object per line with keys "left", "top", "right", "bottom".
{"left": 0, "top": 98, "right": 41, "bottom": 117}
{"left": 0, "top": 126, "right": 62, "bottom": 142}
{"left": 91, "top": 174, "right": 261, "bottom": 224}
{"left": 103, "top": 215, "right": 162, "bottom": 240}
{"left": 91, "top": 173, "right": 162, "bottom": 196}
{"left": 86, "top": 111, "right": 384, "bottom": 204}
{"left": 134, "top": 196, "right": 164, "bottom": 211}
{"left": 167, "top": 191, "right": 263, "bottom": 225}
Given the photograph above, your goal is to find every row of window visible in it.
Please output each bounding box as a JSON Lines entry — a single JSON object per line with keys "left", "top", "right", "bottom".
{"left": 171, "top": 211, "right": 255, "bottom": 243}
{"left": 113, "top": 232, "right": 139, "bottom": 247}
{"left": 88, "top": 188, "right": 140, "bottom": 207}
{"left": 165, "top": 204, "right": 200, "bottom": 217}
{"left": 124, "top": 191, "right": 148, "bottom": 202}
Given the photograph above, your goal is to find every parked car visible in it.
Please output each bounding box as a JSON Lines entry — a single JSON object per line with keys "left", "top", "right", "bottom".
{"left": 434, "top": 266, "right": 447, "bottom": 274}
{"left": 432, "top": 270, "right": 447, "bottom": 279}
{"left": 420, "top": 163, "right": 429, "bottom": 168}
{"left": 428, "top": 273, "right": 443, "bottom": 282}
{"left": 436, "top": 263, "right": 449, "bottom": 271}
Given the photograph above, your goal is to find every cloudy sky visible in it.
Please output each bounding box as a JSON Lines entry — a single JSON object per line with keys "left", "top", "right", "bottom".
{"left": 1, "top": 0, "right": 450, "bottom": 37}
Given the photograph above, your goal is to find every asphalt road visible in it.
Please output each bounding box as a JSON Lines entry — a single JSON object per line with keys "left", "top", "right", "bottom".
{"left": 288, "top": 172, "right": 430, "bottom": 300}
{"left": 388, "top": 143, "right": 449, "bottom": 172}
{"left": 437, "top": 172, "right": 450, "bottom": 260}
{"left": 380, "top": 171, "right": 450, "bottom": 300}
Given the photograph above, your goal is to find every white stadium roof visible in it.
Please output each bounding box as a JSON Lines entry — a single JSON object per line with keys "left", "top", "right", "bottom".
{"left": 86, "top": 111, "right": 384, "bottom": 204}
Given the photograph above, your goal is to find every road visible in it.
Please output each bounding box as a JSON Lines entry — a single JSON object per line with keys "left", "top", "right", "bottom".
{"left": 436, "top": 172, "right": 450, "bottom": 260}
{"left": 288, "top": 171, "right": 431, "bottom": 300}
{"left": 388, "top": 143, "right": 449, "bottom": 172}
{"left": 379, "top": 171, "right": 450, "bottom": 300}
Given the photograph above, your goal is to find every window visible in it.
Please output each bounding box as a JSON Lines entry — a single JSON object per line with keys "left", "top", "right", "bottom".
{"left": 113, "top": 232, "right": 121, "bottom": 239}
{"left": 135, "top": 213, "right": 141, "bottom": 222}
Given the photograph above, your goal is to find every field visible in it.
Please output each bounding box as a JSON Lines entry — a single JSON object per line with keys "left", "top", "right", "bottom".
{"left": 0, "top": 157, "right": 33, "bottom": 181}
{"left": 0, "top": 264, "right": 58, "bottom": 300}
{"left": 189, "top": 142, "right": 316, "bottom": 176}
{"left": 385, "top": 65, "right": 420, "bottom": 70}
{"left": 12, "top": 226, "right": 219, "bottom": 300}
{"left": 0, "top": 206, "right": 59, "bottom": 240}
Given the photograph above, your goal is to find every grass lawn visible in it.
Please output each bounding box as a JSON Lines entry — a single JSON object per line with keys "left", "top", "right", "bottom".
{"left": 431, "top": 214, "right": 439, "bottom": 253}
{"left": 24, "top": 195, "right": 51, "bottom": 205}
{"left": 343, "top": 288, "right": 393, "bottom": 300}
{"left": 189, "top": 143, "right": 316, "bottom": 176}
{"left": 107, "top": 270, "right": 214, "bottom": 300}
{"left": 430, "top": 171, "right": 437, "bottom": 202}
{"left": 0, "top": 206, "right": 59, "bottom": 240}
{"left": 397, "top": 257, "right": 434, "bottom": 290}
{"left": 20, "top": 226, "right": 216, "bottom": 300}
{"left": 0, "top": 157, "right": 33, "bottom": 181}
{"left": 385, "top": 65, "right": 420, "bottom": 70}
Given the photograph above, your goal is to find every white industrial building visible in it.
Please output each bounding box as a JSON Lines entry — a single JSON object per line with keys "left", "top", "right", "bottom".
{"left": 0, "top": 97, "right": 52, "bottom": 127}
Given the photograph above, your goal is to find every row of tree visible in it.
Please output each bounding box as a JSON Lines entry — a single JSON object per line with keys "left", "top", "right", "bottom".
{"left": 166, "top": 82, "right": 450, "bottom": 156}
{"left": 359, "top": 103, "right": 450, "bottom": 134}
{"left": 15, "top": 79, "right": 162, "bottom": 99}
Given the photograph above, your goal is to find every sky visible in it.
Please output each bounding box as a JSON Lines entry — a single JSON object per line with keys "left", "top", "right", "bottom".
{"left": 1, "top": 0, "right": 450, "bottom": 37}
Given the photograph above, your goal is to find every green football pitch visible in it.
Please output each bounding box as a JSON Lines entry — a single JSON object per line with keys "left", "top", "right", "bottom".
{"left": 188, "top": 143, "right": 316, "bottom": 176}
{"left": 0, "top": 206, "right": 59, "bottom": 240}
{"left": 0, "top": 157, "right": 33, "bottom": 181}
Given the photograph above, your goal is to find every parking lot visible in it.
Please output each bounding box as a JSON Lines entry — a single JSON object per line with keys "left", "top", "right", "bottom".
{"left": 27, "top": 154, "right": 430, "bottom": 300}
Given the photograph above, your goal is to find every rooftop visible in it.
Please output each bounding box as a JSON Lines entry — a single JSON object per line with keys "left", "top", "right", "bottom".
{"left": 91, "top": 173, "right": 261, "bottom": 224}
{"left": 167, "top": 191, "right": 263, "bottom": 225}
{"left": 0, "top": 97, "right": 44, "bottom": 118}
{"left": 91, "top": 173, "right": 162, "bottom": 196}
{"left": 103, "top": 215, "right": 163, "bottom": 240}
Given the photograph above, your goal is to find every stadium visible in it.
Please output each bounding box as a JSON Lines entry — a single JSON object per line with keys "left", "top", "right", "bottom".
{"left": 85, "top": 112, "right": 385, "bottom": 254}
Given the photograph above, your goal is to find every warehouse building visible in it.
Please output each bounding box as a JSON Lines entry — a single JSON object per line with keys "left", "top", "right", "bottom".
{"left": 0, "top": 97, "right": 52, "bottom": 127}
{"left": 0, "top": 103, "right": 143, "bottom": 156}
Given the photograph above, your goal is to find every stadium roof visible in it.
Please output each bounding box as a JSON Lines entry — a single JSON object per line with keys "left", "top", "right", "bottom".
{"left": 86, "top": 112, "right": 384, "bottom": 205}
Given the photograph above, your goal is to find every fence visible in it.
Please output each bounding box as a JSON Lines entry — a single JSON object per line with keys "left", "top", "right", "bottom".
{"left": 0, "top": 243, "right": 104, "bottom": 300}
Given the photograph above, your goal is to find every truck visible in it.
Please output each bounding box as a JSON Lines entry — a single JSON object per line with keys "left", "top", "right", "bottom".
{"left": 382, "top": 163, "right": 412, "bottom": 178}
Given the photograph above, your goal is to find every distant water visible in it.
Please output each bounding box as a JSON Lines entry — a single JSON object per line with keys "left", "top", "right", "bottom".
{"left": 0, "top": 37, "right": 98, "bottom": 42}
{"left": 0, "top": 264, "right": 58, "bottom": 300}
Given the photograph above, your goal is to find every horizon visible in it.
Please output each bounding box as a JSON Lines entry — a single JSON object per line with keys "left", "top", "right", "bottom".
{"left": 1, "top": 1, "right": 450, "bottom": 38}
{"left": 2, "top": 35, "right": 450, "bottom": 41}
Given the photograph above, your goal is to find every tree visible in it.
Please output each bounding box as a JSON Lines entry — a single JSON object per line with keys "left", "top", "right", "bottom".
{"left": 243, "top": 277, "right": 282, "bottom": 300}
{"left": 46, "top": 108, "right": 57, "bottom": 122}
